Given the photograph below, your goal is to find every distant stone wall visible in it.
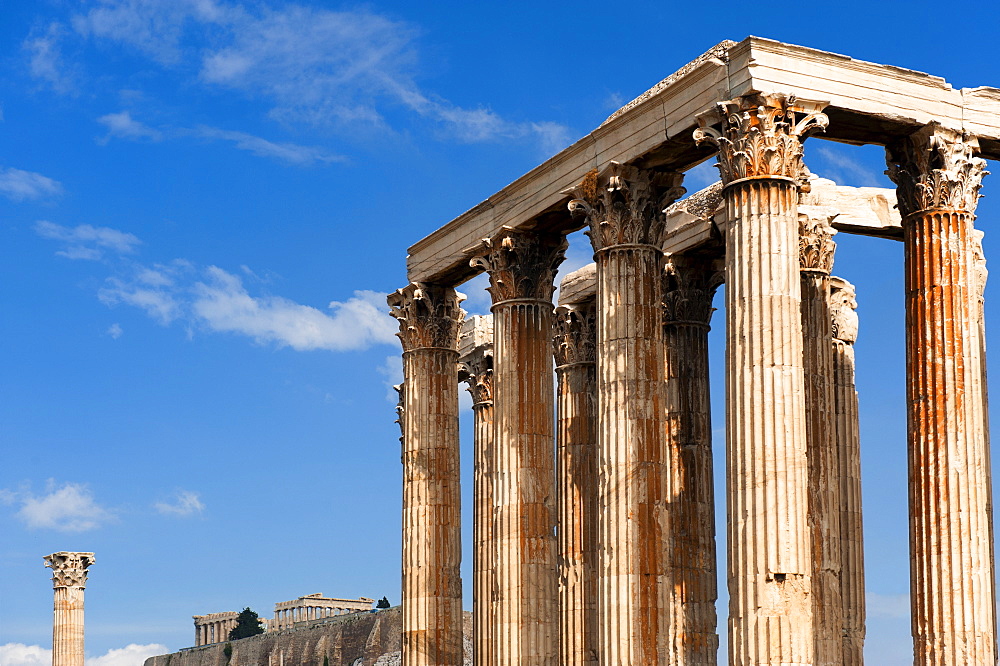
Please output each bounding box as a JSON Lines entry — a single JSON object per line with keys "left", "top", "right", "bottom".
{"left": 144, "top": 608, "right": 472, "bottom": 666}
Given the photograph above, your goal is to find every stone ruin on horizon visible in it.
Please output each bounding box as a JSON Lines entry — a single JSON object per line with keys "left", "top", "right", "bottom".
{"left": 387, "top": 37, "right": 1000, "bottom": 665}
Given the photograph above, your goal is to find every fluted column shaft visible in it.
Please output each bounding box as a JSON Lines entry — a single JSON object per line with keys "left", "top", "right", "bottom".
{"left": 696, "top": 94, "right": 827, "bottom": 665}
{"left": 829, "top": 276, "right": 865, "bottom": 664}
{"left": 799, "top": 216, "right": 843, "bottom": 666}
{"left": 45, "top": 552, "right": 94, "bottom": 666}
{"left": 553, "top": 303, "right": 599, "bottom": 666}
{"left": 470, "top": 229, "right": 565, "bottom": 666}
{"left": 662, "top": 255, "right": 722, "bottom": 664}
{"left": 887, "top": 125, "right": 997, "bottom": 664}
{"left": 388, "top": 283, "right": 465, "bottom": 666}
{"left": 459, "top": 317, "right": 495, "bottom": 666}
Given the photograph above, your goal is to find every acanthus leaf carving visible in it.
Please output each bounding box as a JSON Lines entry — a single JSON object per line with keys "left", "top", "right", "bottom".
{"left": 387, "top": 283, "right": 465, "bottom": 352}
{"left": 829, "top": 277, "right": 859, "bottom": 344}
{"left": 662, "top": 255, "right": 724, "bottom": 327}
{"left": 799, "top": 213, "right": 838, "bottom": 273}
{"left": 468, "top": 227, "right": 567, "bottom": 303}
{"left": 566, "top": 162, "right": 685, "bottom": 252}
{"left": 44, "top": 552, "right": 95, "bottom": 588}
{"left": 552, "top": 302, "right": 597, "bottom": 366}
{"left": 458, "top": 348, "right": 493, "bottom": 406}
{"left": 885, "top": 124, "right": 988, "bottom": 217}
{"left": 694, "top": 94, "right": 828, "bottom": 186}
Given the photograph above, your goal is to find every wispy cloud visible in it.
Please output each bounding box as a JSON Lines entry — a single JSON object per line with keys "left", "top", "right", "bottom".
{"left": 814, "top": 144, "right": 885, "bottom": 187}
{"left": 106, "top": 323, "right": 124, "bottom": 339}
{"left": 7, "top": 480, "right": 114, "bottom": 532}
{"left": 66, "top": 1, "right": 568, "bottom": 150}
{"left": 22, "top": 23, "right": 76, "bottom": 95}
{"left": 0, "top": 167, "right": 63, "bottom": 202}
{"left": 194, "top": 126, "right": 344, "bottom": 165}
{"left": 0, "top": 643, "right": 168, "bottom": 666}
{"left": 35, "top": 220, "right": 141, "bottom": 260}
{"left": 155, "top": 490, "right": 204, "bottom": 516}
{"left": 867, "top": 592, "right": 910, "bottom": 618}
{"left": 191, "top": 267, "right": 397, "bottom": 351}
{"left": 97, "top": 110, "right": 163, "bottom": 142}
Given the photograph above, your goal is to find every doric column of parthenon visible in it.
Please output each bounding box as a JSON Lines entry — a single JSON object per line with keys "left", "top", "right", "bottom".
{"left": 829, "top": 275, "right": 865, "bottom": 664}
{"left": 469, "top": 228, "right": 566, "bottom": 666}
{"left": 567, "top": 162, "right": 685, "bottom": 663}
{"left": 886, "top": 124, "right": 998, "bottom": 663}
{"left": 387, "top": 284, "right": 465, "bottom": 666}
{"left": 44, "top": 552, "right": 94, "bottom": 666}
{"left": 551, "top": 300, "right": 599, "bottom": 666}
{"left": 798, "top": 211, "right": 843, "bottom": 666}
{"left": 695, "top": 93, "right": 828, "bottom": 664}
{"left": 662, "top": 252, "right": 723, "bottom": 662}
{"left": 458, "top": 315, "right": 496, "bottom": 666}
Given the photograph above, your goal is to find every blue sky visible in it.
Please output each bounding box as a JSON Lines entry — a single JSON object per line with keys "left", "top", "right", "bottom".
{"left": 1, "top": 1, "right": 997, "bottom": 664}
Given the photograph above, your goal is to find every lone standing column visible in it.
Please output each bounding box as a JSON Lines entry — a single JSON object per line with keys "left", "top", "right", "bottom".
{"left": 799, "top": 213, "right": 843, "bottom": 666}
{"left": 662, "top": 253, "right": 723, "bottom": 663}
{"left": 45, "top": 551, "right": 94, "bottom": 666}
{"left": 829, "top": 276, "right": 865, "bottom": 663}
{"left": 552, "top": 301, "right": 599, "bottom": 666}
{"left": 568, "top": 162, "right": 685, "bottom": 664}
{"left": 470, "top": 228, "right": 566, "bottom": 666}
{"left": 458, "top": 315, "right": 496, "bottom": 666}
{"left": 695, "top": 93, "right": 828, "bottom": 664}
{"left": 388, "top": 283, "right": 465, "bottom": 666}
{"left": 886, "top": 124, "right": 997, "bottom": 663}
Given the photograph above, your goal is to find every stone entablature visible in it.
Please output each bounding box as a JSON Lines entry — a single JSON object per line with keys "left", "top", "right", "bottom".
{"left": 271, "top": 594, "right": 375, "bottom": 631}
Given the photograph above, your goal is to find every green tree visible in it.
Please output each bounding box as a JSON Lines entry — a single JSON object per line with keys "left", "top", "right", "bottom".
{"left": 228, "top": 607, "right": 265, "bottom": 640}
{"left": 376, "top": 596, "right": 390, "bottom": 609}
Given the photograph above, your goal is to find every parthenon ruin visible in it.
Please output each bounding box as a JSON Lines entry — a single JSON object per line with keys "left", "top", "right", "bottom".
{"left": 388, "top": 37, "right": 1000, "bottom": 665}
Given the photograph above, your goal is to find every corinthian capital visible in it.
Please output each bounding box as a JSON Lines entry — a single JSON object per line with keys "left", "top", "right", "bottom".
{"left": 565, "top": 162, "right": 685, "bottom": 252}
{"left": 885, "top": 124, "right": 988, "bottom": 217}
{"left": 387, "top": 283, "right": 465, "bottom": 352}
{"left": 468, "top": 227, "right": 567, "bottom": 303}
{"left": 662, "top": 255, "right": 724, "bottom": 327}
{"left": 694, "top": 94, "right": 828, "bottom": 186}
{"left": 552, "top": 302, "right": 597, "bottom": 366}
{"left": 458, "top": 315, "right": 494, "bottom": 406}
{"left": 44, "top": 552, "right": 95, "bottom": 588}
{"left": 799, "top": 213, "right": 838, "bottom": 274}
{"left": 829, "top": 276, "right": 859, "bottom": 344}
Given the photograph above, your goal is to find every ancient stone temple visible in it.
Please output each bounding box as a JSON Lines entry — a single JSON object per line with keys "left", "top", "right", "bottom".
{"left": 44, "top": 551, "right": 95, "bottom": 666}
{"left": 388, "top": 37, "right": 999, "bottom": 665}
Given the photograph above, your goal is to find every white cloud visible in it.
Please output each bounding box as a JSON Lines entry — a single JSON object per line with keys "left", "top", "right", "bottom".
{"left": 106, "top": 323, "right": 123, "bottom": 339}
{"left": 155, "top": 490, "right": 204, "bottom": 516}
{"left": 0, "top": 167, "right": 63, "bottom": 202}
{"left": 69, "top": 1, "right": 568, "bottom": 150}
{"left": 814, "top": 145, "right": 885, "bottom": 187}
{"left": 0, "top": 643, "right": 168, "bottom": 666}
{"left": 35, "top": 220, "right": 141, "bottom": 261}
{"left": 10, "top": 481, "right": 113, "bottom": 532}
{"left": 191, "top": 266, "right": 397, "bottom": 351}
{"left": 22, "top": 23, "right": 76, "bottom": 94}
{"left": 195, "top": 126, "right": 343, "bottom": 165}
{"left": 97, "top": 110, "right": 163, "bottom": 142}
{"left": 99, "top": 261, "right": 190, "bottom": 324}
{"left": 867, "top": 592, "right": 910, "bottom": 618}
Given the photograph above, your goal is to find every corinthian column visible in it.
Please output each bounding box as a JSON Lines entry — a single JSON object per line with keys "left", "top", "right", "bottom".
{"left": 695, "top": 94, "right": 828, "bottom": 664}
{"left": 886, "top": 124, "right": 997, "bottom": 663}
{"left": 458, "top": 315, "right": 496, "bottom": 666}
{"left": 799, "top": 213, "right": 843, "bottom": 666}
{"left": 662, "top": 253, "right": 723, "bottom": 663}
{"left": 829, "top": 276, "right": 865, "bottom": 664}
{"left": 552, "top": 301, "right": 599, "bottom": 666}
{"left": 387, "top": 283, "right": 465, "bottom": 666}
{"left": 469, "top": 228, "right": 566, "bottom": 666}
{"left": 568, "top": 162, "right": 685, "bottom": 664}
{"left": 44, "top": 551, "right": 95, "bottom": 666}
